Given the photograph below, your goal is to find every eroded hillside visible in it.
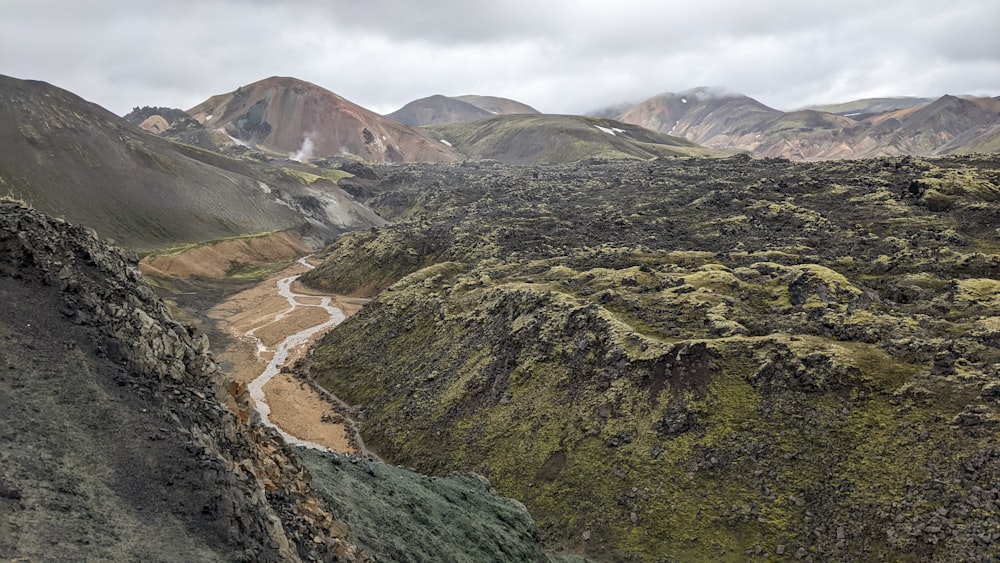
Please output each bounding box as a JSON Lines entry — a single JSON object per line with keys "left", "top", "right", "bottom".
{"left": 304, "top": 154, "right": 1000, "bottom": 561}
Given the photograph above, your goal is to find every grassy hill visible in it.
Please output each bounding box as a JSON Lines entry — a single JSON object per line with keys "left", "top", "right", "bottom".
{"left": 429, "top": 114, "right": 722, "bottom": 165}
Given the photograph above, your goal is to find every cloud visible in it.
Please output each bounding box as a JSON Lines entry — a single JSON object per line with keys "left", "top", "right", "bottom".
{"left": 1, "top": 0, "right": 997, "bottom": 116}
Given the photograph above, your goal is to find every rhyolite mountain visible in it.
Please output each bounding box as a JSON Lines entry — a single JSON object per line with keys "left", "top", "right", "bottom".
{"left": 428, "top": 114, "right": 723, "bottom": 165}
{"left": 187, "top": 76, "right": 458, "bottom": 163}
{"left": 302, "top": 154, "right": 1000, "bottom": 561}
{"left": 0, "top": 75, "right": 384, "bottom": 251}
{"left": 610, "top": 87, "right": 1000, "bottom": 160}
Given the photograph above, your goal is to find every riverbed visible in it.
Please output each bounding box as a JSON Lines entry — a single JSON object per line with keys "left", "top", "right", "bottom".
{"left": 206, "top": 258, "right": 369, "bottom": 454}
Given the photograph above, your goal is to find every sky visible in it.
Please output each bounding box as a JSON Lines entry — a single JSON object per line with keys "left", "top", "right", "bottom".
{"left": 2, "top": 0, "right": 998, "bottom": 116}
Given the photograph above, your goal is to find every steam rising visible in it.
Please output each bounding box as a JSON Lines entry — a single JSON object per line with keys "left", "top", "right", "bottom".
{"left": 290, "top": 135, "right": 316, "bottom": 162}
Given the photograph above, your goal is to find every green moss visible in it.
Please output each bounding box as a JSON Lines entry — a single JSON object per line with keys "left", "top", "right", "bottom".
{"left": 280, "top": 166, "right": 352, "bottom": 185}
{"left": 226, "top": 258, "right": 295, "bottom": 281}
{"left": 304, "top": 155, "right": 1000, "bottom": 561}
{"left": 140, "top": 230, "right": 280, "bottom": 258}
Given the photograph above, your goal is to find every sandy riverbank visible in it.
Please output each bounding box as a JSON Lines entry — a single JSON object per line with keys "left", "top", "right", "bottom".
{"left": 207, "top": 260, "right": 368, "bottom": 454}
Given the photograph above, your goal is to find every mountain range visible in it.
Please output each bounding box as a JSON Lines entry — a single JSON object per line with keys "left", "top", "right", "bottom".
{"left": 125, "top": 77, "right": 999, "bottom": 165}
{"left": 607, "top": 87, "right": 1000, "bottom": 159}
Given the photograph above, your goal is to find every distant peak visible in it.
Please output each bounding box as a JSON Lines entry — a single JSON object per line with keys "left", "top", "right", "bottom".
{"left": 242, "top": 76, "right": 325, "bottom": 91}
{"left": 679, "top": 86, "right": 745, "bottom": 99}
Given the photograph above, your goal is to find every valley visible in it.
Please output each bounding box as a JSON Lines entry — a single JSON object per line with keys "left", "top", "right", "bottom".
{"left": 2, "top": 69, "right": 999, "bottom": 562}
{"left": 205, "top": 257, "right": 368, "bottom": 454}
{"left": 116, "top": 150, "right": 1000, "bottom": 561}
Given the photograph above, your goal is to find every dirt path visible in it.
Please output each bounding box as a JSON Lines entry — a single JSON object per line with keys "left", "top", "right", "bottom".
{"left": 207, "top": 258, "right": 368, "bottom": 454}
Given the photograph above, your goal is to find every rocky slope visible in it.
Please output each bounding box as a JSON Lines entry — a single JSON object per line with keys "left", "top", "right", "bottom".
{"left": 0, "top": 200, "right": 579, "bottom": 562}
{"left": 123, "top": 105, "right": 224, "bottom": 151}
{"left": 0, "top": 75, "right": 384, "bottom": 251}
{"left": 187, "top": 77, "right": 458, "bottom": 164}
{"left": 428, "top": 114, "right": 722, "bottom": 165}
{"left": 303, "top": 154, "right": 1000, "bottom": 561}
{"left": 612, "top": 88, "right": 1000, "bottom": 160}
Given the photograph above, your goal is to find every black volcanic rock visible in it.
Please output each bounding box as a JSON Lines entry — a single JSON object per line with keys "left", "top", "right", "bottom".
{"left": 303, "top": 154, "right": 1000, "bottom": 562}
{"left": 123, "top": 105, "right": 219, "bottom": 150}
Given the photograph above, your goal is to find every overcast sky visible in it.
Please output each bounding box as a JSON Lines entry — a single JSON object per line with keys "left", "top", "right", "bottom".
{"left": 2, "top": 0, "right": 998, "bottom": 116}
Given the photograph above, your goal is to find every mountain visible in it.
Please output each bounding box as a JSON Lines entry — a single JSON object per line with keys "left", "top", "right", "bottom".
{"left": 612, "top": 88, "right": 1000, "bottom": 160}
{"left": 301, "top": 154, "right": 1000, "bottom": 561}
{"left": 864, "top": 95, "right": 1000, "bottom": 154}
{"left": 948, "top": 120, "right": 1000, "bottom": 154}
{"left": 428, "top": 114, "right": 723, "bottom": 165}
{"left": 385, "top": 94, "right": 494, "bottom": 127}
{"left": 386, "top": 94, "right": 541, "bottom": 127}
{"left": 802, "top": 96, "right": 934, "bottom": 116}
{"left": 616, "top": 87, "right": 782, "bottom": 139}
{"left": 0, "top": 75, "right": 384, "bottom": 251}
{"left": 187, "top": 76, "right": 458, "bottom": 163}
{"left": 453, "top": 95, "right": 540, "bottom": 115}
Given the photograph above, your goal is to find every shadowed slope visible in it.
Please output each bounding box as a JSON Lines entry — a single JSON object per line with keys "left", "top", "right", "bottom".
{"left": 0, "top": 75, "right": 384, "bottom": 251}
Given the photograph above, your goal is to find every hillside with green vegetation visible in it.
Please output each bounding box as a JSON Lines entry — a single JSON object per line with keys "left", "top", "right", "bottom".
{"left": 428, "top": 114, "right": 723, "bottom": 165}
{"left": 303, "top": 154, "right": 1000, "bottom": 561}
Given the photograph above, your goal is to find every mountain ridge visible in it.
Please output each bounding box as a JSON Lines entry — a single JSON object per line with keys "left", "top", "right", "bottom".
{"left": 608, "top": 87, "right": 1000, "bottom": 160}
{"left": 429, "top": 113, "right": 724, "bottom": 165}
